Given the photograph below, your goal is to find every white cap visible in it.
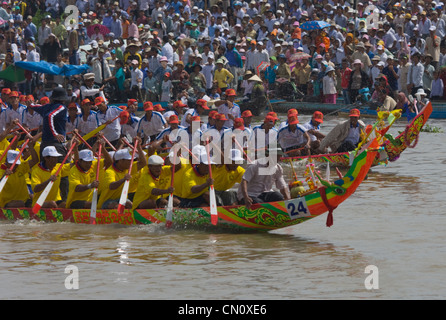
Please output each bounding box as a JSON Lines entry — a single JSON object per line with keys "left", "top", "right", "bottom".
{"left": 79, "top": 149, "right": 95, "bottom": 162}
{"left": 7, "top": 150, "right": 20, "bottom": 165}
{"left": 114, "top": 149, "right": 132, "bottom": 161}
{"left": 230, "top": 149, "right": 244, "bottom": 162}
{"left": 42, "top": 146, "right": 62, "bottom": 158}
{"left": 192, "top": 145, "right": 206, "bottom": 159}
{"left": 199, "top": 152, "right": 215, "bottom": 165}
{"left": 148, "top": 155, "right": 164, "bottom": 165}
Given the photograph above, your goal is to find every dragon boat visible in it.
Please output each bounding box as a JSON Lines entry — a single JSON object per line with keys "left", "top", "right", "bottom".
{"left": 281, "top": 102, "right": 433, "bottom": 167}
{"left": 0, "top": 139, "right": 380, "bottom": 231}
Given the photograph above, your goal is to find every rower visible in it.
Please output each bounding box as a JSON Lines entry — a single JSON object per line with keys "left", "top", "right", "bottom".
{"left": 132, "top": 155, "right": 179, "bottom": 209}
{"left": 180, "top": 98, "right": 209, "bottom": 128}
{"left": 277, "top": 114, "right": 310, "bottom": 157}
{"left": 278, "top": 108, "right": 298, "bottom": 130}
{"left": 155, "top": 114, "right": 184, "bottom": 151}
{"left": 237, "top": 148, "right": 290, "bottom": 209}
{"left": 97, "top": 139, "right": 147, "bottom": 210}
{"left": 179, "top": 115, "right": 204, "bottom": 150}
{"left": 126, "top": 98, "right": 139, "bottom": 116}
{"left": 179, "top": 151, "right": 215, "bottom": 208}
{"left": 31, "top": 144, "right": 76, "bottom": 209}
{"left": 0, "top": 141, "right": 39, "bottom": 208}
{"left": 318, "top": 108, "right": 366, "bottom": 153}
{"left": 66, "top": 102, "right": 80, "bottom": 140}
{"left": 213, "top": 149, "right": 245, "bottom": 206}
{"left": 302, "top": 111, "right": 325, "bottom": 154}
{"left": 249, "top": 115, "right": 278, "bottom": 156}
{"left": 65, "top": 149, "right": 100, "bottom": 209}
{"left": 136, "top": 101, "right": 168, "bottom": 145}
{"left": 120, "top": 110, "right": 140, "bottom": 143}
{"left": 241, "top": 110, "right": 253, "bottom": 134}
{"left": 216, "top": 88, "right": 241, "bottom": 128}
{"left": 163, "top": 100, "right": 187, "bottom": 123}
{"left": 95, "top": 96, "right": 123, "bottom": 149}
{"left": 22, "top": 96, "right": 42, "bottom": 135}
{"left": 4, "top": 91, "right": 27, "bottom": 126}
{"left": 77, "top": 98, "right": 99, "bottom": 148}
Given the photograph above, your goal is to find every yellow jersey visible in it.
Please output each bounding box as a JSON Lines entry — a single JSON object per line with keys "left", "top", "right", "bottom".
{"left": 212, "top": 165, "right": 245, "bottom": 192}
{"left": 0, "top": 161, "right": 31, "bottom": 207}
{"left": 66, "top": 160, "right": 100, "bottom": 208}
{"left": 31, "top": 162, "right": 71, "bottom": 205}
{"left": 132, "top": 165, "right": 172, "bottom": 210}
{"left": 181, "top": 165, "right": 210, "bottom": 199}
{"left": 173, "top": 157, "right": 192, "bottom": 198}
{"left": 97, "top": 163, "right": 138, "bottom": 209}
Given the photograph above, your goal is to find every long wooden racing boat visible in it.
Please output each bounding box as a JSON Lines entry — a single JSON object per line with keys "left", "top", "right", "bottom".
{"left": 281, "top": 102, "right": 433, "bottom": 167}
{"left": 0, "top": 139, "right": 380, "bottom": 231}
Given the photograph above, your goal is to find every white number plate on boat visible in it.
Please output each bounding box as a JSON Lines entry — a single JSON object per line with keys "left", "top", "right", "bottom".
{"left": 285, "top": 198, "right": 310, "bottom": 220}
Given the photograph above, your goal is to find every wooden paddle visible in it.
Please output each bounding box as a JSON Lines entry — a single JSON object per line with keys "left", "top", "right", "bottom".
{"left": 117, "top": 139, "right": 138, "bottom": 215}
{"left": 32, "top": 141, "right": 78, "bottom": 214}
{"left": 165, "top": 151, "right": 176, "bottom": 228}
{"left": 0, "top": 137, "right": 30, "bottom": 193}
{"left": 205, "top": 139, "right": 218, "bottom": 225}
{"left": 82, "top": 114, "right": 121, "bottom": 141}
{"left": 89, "top": 143, "right": 102, "bottom": 225}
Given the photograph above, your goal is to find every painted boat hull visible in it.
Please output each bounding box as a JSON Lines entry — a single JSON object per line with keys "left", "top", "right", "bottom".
{"left": 0, "top": 142, "right": 379, "bottom": 231}
{"left": 282, "top": 102, "right": 433, "bottom": 167}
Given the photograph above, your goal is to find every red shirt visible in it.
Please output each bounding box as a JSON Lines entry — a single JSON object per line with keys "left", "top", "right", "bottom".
{"left": 341, "top": 68, "right": 352, "bottom": 89}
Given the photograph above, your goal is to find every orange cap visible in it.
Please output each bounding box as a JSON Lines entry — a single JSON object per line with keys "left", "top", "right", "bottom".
{"left": 241, "top": 110, "right": 253, "bottom": 118}
{"left": 313, "top": 111, "right": 324, "bottom": 123}
{"left": 143, "top": 101, "right": 153, "bottom": 111}
{"left": 349, "top": 108, "right": 360, "bottom": 117}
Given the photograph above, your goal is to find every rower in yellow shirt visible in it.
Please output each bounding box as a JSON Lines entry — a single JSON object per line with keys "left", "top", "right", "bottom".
{"left": 31, "top": 145, "right": 75, "bottom": 209}
{"left": 132, "top": 155, "right": 176, "bottom": 209}
{"left": 0, "top": 142, "right": 39, "bottom": 207}
{"left": 179, "top": 152, "right": 215, "bottom": 208}
{"left": 97, "top": 138, "right": 147, "bottom": 210}
{"left": 213, "top": 149, "right": 245, "bottom": 206}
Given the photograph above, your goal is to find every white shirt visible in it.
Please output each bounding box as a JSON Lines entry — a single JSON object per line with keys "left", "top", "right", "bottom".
{"left": 277, "top": 124, "right": 307, "bottom": 149}
{"left": 96, "top": 105, "right": 123, "bottom": 142}
{"left": 236, "top": 160, "right": 287, "bottom": 201}
{"left": 217, "top": 102, "right": 241, "bottom": 127}
{"left": 137, "top": 111, "right": 167, "bottom": 138}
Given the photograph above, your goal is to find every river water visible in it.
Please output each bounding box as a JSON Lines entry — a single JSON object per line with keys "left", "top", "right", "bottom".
{"left": 0, "top": 112, "right": 445, "bottom": 301}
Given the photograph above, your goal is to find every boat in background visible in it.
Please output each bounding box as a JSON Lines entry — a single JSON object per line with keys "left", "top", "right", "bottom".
{"left": 0, "top": 139, "right": 380, "bottom": 231}
{"left": 281, "top": 102, "right": 433, "bottom": 167}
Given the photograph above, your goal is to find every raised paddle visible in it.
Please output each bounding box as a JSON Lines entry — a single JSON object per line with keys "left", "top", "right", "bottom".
{"left": 0, "top": 137, "right": 30, "bottom": 193}
{"left": 117, "top": 139, "right": 138, "bottom": 215}
{"left": 89, "top": 143, "right": 102, "bottom": 224}
{"left": 165, "top": 151, "right": 176, "bottom": 228}
{"left": 205, "top": 139, "right": 218, "bottom": 225}
{"left": 32, "top": 141, "right": 78, "bottom": 214}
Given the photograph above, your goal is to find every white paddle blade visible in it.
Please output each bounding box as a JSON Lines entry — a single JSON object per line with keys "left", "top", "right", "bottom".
{"left": 90, "top": 188, "right": 98, "bottom": 224}
{"left": 117, "top": 180, "right": 130, "bottom": 214}
{"left": 209, "top": 186, "right": 218, "bottom": 225}
{"left": 0, "top": 175, "right": 9, "bottom": 193}
{"left": 165, "top": 194, "right": 174, "bottom": 228}
{"left": 32, "top": 181, "right": 54, "bottom": 214}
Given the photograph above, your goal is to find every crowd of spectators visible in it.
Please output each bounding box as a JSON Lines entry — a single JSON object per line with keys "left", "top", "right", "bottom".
{"left": 0, "top": 0, "right": 445, "bottom": 109}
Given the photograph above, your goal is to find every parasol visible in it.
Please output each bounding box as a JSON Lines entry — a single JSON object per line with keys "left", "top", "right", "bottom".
{"left": 300, "top": 20, "right": 331, "bottom": 31}
{"left": 87, "top": 24, "right": 111, "bottom": 38}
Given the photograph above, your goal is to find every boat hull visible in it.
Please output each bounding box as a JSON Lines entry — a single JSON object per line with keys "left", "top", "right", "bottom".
{"left": 0, "top": 143, "right": 379, "bottom": 230}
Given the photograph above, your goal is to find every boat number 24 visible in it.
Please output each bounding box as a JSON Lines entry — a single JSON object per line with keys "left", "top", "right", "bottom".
{"left": 285, "top": 198, "right": 311, "bottom": 220}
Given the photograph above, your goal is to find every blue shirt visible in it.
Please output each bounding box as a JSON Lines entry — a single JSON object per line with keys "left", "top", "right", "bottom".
{"left": 33, "top": 103, "right": 67, "bottom": 143}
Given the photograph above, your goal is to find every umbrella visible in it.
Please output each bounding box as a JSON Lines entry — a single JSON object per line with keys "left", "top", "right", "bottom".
{"left": 87, "top": 24, "right": 110, "bottom": 38}
{"left": 0, "top": 65, "right": 25, "bottom": 82}
{"left": 300, "top": 21, "right": 331, "bottom": 31}
{"left": 289, "top": 52, "right": 311, "bottom": 62}
{"left": 257, "top": 61, "right": 269, "bottom": 75}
